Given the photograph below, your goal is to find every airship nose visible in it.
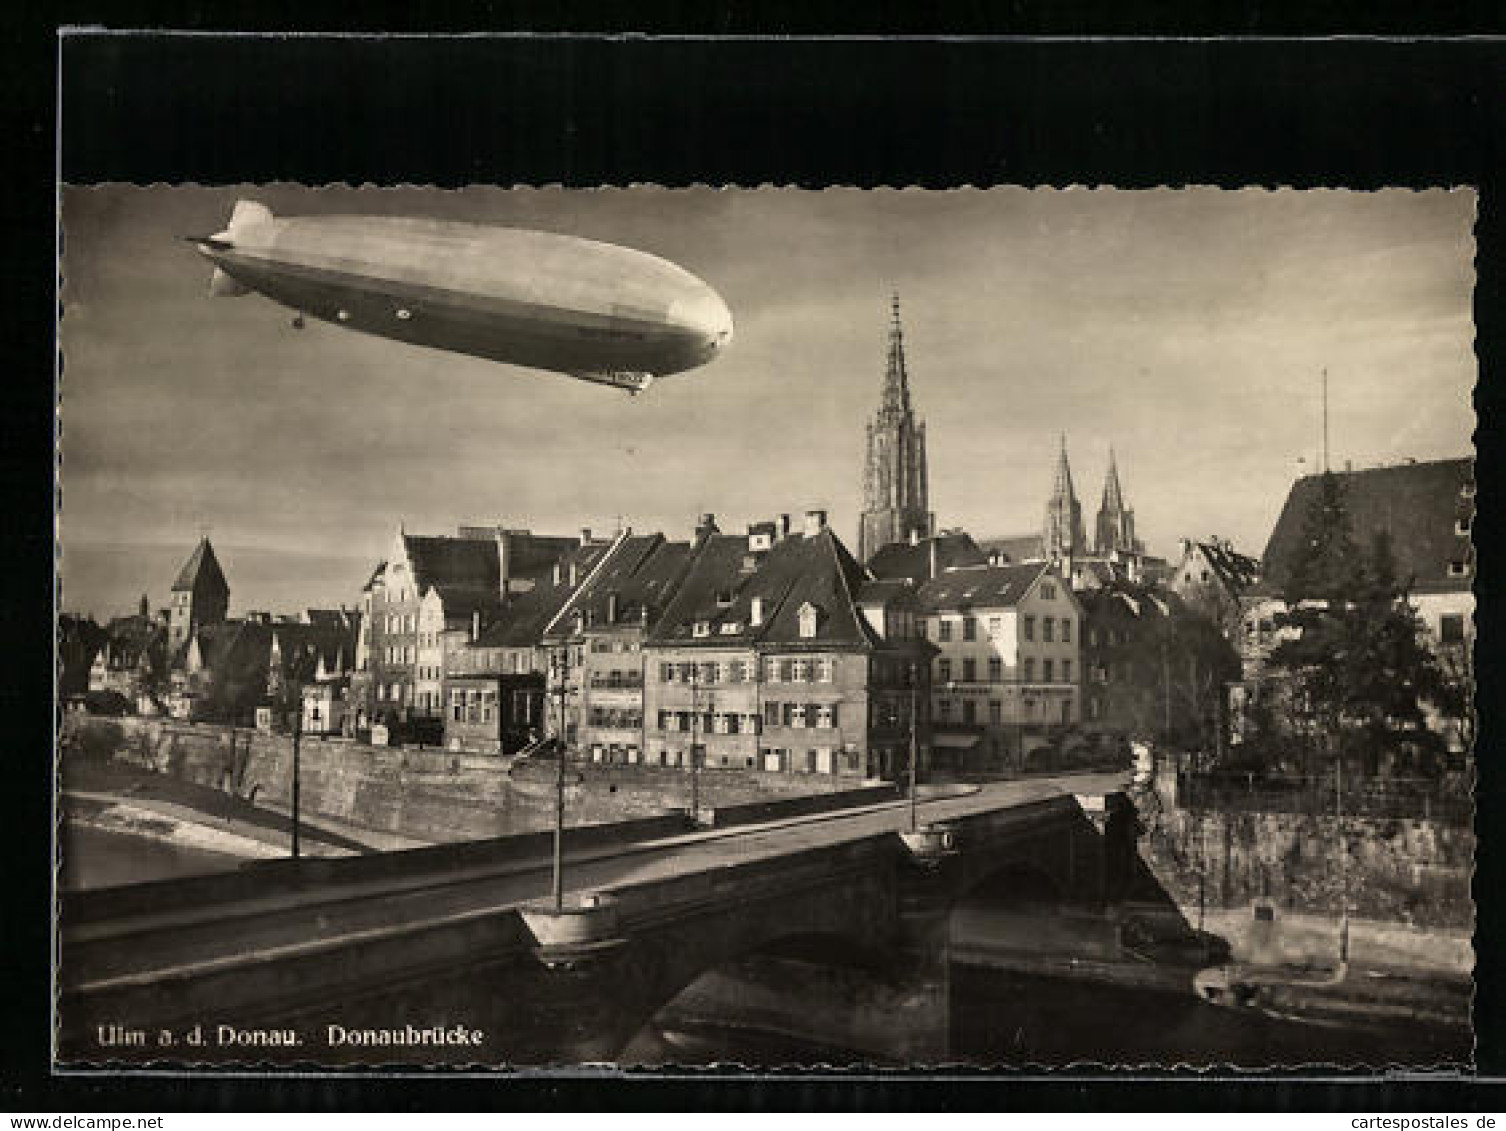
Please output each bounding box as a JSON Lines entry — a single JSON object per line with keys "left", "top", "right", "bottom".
{"left": 669, "top": 287, "right": 734, "bottom": 353}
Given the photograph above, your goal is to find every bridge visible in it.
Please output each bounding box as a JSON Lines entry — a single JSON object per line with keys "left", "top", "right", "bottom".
{"left": 58, "top": 771, "right": 1134, "bottom": 1066}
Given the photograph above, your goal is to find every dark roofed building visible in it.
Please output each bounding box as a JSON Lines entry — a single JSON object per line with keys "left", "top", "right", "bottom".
{"left": 976, "top": 534, "right": 1045, "bottom": 565}
{"left": 1261, "top": 458, "right": 1475, "bottom": 596}
{"left": 168, "top": 537, "right": 230, "bottom": 654}
{"left": 867, "top": 531, "right": 988, "bottom": 585}
{"left": 640, "top": 510, "right": 934, "bottom": 783}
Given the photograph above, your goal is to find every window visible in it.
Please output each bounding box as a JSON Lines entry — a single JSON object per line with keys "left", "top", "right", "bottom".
{"left": 1088, "top": 627, "right": 1098, "bottom": 646}
{"left": 817, "top": 704, "right": 833, "bottom": 728}
{"left": 790, "top": 704, "right": 806, "bottom": 727}
{"left": 1041, "top": 582, "right": 1056, "bottom": 600}
{"left": 988, "top": 657, "right": 1003, "bottom": 682}
{"left": 938, "top": 699, "right": 953, "bottom": 721}
{"left": 962, "top": 699, "right": 976, "bottom": 725}
{"left": 938, "top": 658, "right": 952, "bottom": 682}
{"left": 1043, "top": 618, "right": 1054, "bottom": 642}
{"left": 1062, "top": 660, "right": 1073, "bottom": 682}
{"left": 1449, "top": 560, "right": 1470, "bottom": 577}
{"left": 1062, "top": 619, "right": 1071, "bottom": 643}
{"left": 1043, "top": 659, "right": 1055, "bottom": 682}
{"left": 767, "top": 658, "right": 783, "bottom": 681}
{"left": 693, "top": 621, "right": 710, "bottom": 638}
{"left": 818, "top": 658, "right": 835, "bottom": 682}
{"left": 988, "top": 616, "right": 1002, "bottom": 638}
{"left": 791, "top": 659, "right": 810, "bottom": 682}
{"left": 658, "top": 709, "right": 670, "bottom": 731}
{"left": 989, "top": 700, "right": 1002, "bottom": 725}
{"left": 1440, "top": 614, "right": 1466, "bottom": 644}
{"left": 962, "top": 658, "right": 977, "bottom": 682}
{"left": 1023, "top": 616, "right": 1035, "bottom": 642}
{"left": 1456, "top": 517, "right": 1472, "bottom": 536}
{"left": 963, "top": 617, "right": 978, "bottom": 641}
{"left": 765, "top": 701, "right": 780, "bottom": 727}
{"left": 1024, "top": 658, "right": 1036, "bottom": 681}
{"left": 938, "top": 620, "right": 953, "bottom": 642}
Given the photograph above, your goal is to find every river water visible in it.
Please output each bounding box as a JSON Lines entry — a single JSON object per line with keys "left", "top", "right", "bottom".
{"left": 60, "top": 824, "right": 245, "bottom": 891}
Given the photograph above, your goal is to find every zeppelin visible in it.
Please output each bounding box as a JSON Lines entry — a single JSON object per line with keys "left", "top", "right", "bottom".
{"left": 188, "top": 201, "right": 734, "bottom": 394}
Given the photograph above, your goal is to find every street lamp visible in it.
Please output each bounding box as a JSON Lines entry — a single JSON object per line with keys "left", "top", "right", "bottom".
{"left": 550, "top": 650, "right": 578, "bottom": 913}
{"left": 688, "top": 661, "right": 711, "bottom": 824}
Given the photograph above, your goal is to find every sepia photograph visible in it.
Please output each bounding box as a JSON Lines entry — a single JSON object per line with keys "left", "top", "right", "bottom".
{"left": 55, "top": 183, "right": 1477, "bottom": 1070}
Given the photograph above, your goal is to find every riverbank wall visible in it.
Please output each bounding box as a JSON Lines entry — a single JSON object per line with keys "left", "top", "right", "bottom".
{"left": 1129, "top": 782, "right": 1474, "bottom": 973}
{"left": 63, "top": 715, "right": 864, "bottom": 843}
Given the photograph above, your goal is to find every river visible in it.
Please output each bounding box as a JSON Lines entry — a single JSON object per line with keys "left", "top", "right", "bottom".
{"left": 60, "top": 824, "right": 245, "bottom": 891}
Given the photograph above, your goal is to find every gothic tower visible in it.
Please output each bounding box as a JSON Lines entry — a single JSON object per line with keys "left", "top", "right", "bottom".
{"left": 168, "top": 537, "right": 230, "bottom": 652}
{"left": 1094, "top": 446, "right": 1139, "bottom": 555}
{"left": 1043, "top": 434, "right": 1086, "bottom": 560}
{"left": 858, "top": 295, "right": 935, "bottom": 562}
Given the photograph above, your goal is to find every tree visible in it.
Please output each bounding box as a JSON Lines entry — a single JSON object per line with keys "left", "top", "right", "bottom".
{"left": 1267, "top": 473, "right": 1450, "bottom": 780}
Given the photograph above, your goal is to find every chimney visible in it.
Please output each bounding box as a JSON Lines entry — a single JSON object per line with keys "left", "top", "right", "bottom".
{"left": 553, "top": 561, "right": 562, "bottom": 585}
{"left": 581, "top": 527, "right": 593, "bottom": 545}
{"left": 696, "top": 512, "right": 719, "bottom": 538}
{"left": 929, "top": 538, "right": 938, "bottom": 580}
{"left": 471, "top": 609, "right": 480, "bottom": 642}
{"left": 568, "top": 562, "right": 578, "bottom": 587}
{"left": 803, "top": 509, "right": 828, "bottom": 537}
{"left": 606, "top": 591, "right": 620, "bottom": 623}
{"left": 496, "top": 530, "right": 511, "bottom": 597}
{"left": 778, "top": 514, "right": 792, "bottom": 540}
{"left": 750, "top": 596, "right": 765, "bottom": 626}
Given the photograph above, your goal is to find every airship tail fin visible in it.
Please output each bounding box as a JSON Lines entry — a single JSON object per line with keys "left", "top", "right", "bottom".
{"left": 208, "top": 266, "right": 249, "bottom": 297}
{"left": 227, "top": 199, "right": 275, "bottom": 237}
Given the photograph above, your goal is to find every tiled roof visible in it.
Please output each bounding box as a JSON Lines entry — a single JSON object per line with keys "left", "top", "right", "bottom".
{"left": 562, "top": 534, "right": 694, "bottom": 631}
{"left": 404, "top": 535, "right": 499, "bottom": 596}
{"left": 1189, "top": 541, "right": 1262, "bottom": 594}
{"left": 916, "top": 562, "right": 1049, "bottom": 611}
{"left": 976, "top": 534, "right": 1045, "bottom": 564}
{"left": 471, "top": 542, "right": 613, "bottom": 648}
{"left": 1261, "top": 457, "right": 1474, "bottom": 594}
{"left": 171, "top": 538, "right": 228, "bottom": 594}
{"left": 648, "top": 528, "right": 877, "bottom": 649}
{"left": 867, "top": 532, "right": 986, "bottom": 583}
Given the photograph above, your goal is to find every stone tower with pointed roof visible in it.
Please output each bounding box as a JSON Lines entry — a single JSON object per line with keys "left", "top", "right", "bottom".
{"left": 858, "top": 294, "right": 935, "bottom": 563}
{"left": 168, "top": 537, "right": 230, "bottom": 651}
{"left": 1094, "top": 447, "right": 1139, "bottom": 555}
{"left": 1043, "top": 435, "right": 1086, "bottom": 561}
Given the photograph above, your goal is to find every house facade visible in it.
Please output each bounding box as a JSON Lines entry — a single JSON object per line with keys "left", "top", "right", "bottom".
{"left": 917, "top": 561, "right": 1083, "bottom": 769}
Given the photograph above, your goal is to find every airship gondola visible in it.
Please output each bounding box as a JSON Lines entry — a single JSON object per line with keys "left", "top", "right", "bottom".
{"left": 188, "top": 201, "right": 734, "bottom": 394}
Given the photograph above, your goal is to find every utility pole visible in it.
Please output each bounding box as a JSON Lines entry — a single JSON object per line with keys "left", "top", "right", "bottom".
{"left": 1335, "top": 741, "right": 1349, "bottom": 965}
{"left": 908, "top": 662, "right": 920, "bottom": 833}
{"left": 688, "top": 661, "right": 700, "bottom": 823}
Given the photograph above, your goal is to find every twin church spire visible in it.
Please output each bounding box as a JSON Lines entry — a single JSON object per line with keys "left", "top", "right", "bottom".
{"left": 857, "top": 296, "right": 1137, "bottom": 566}
{"left": 1046, "top": 437, "right": 1139, "bottom": 560}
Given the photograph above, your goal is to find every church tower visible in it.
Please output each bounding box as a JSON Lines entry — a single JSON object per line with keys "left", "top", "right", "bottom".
{"left": 1043, "top": 434, "right": 1086, "bottom": 561}
{"left": 858, "top": 294, "right": 935, "bottom": 562}
{"left": 1094, "top": 446, "right": 1139, "bottom": 555}
{"left": 168, "top": 537, "right": 230, "bottom": 652}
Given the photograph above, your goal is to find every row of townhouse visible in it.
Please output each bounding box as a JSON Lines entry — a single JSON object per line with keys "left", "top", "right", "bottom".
{"left": 536, "top": 510, "right": 936, "bottom": 781}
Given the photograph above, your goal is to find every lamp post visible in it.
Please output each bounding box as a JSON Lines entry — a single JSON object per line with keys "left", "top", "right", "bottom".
{"left": 688, "top": 661, "right": 710, "bottom": 823}
{"left": 550, "top": 650, "right": 577, "bottom": 914}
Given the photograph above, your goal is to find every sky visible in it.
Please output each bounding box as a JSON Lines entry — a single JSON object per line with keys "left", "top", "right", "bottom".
{"left": 58, "top": 185, "right": 1477, "bottom": 618}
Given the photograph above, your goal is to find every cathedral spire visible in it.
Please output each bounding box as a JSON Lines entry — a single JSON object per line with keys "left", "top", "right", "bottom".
{"left": 1044, "top": 434, "right": 1085, "bottom": 560}
{"left": 881, "top": 291, "right": 911, "bottom": 415}
{"left": 1101, "top": 446, "right": 1124, "bottom": 511}
{"left": 859, "top": 293, "right": 934, "bottom": 562}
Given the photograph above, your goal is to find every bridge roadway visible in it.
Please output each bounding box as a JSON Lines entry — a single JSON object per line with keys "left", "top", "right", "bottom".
{"left": 65, "top": 770, "right": 1126, "bottom": 995}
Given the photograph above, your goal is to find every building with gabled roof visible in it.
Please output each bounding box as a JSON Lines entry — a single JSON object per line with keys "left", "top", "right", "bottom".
{"left": 168, "top": 537, "right": 229, "bottom": 653}
{"left": 867, "top": 530, "right": 988, "bottom": 586}
{"left": 916, "top": 559, "right": 1083, "bottom": 770}
{"left": 441, "top": 538, "right": 616, "bottom": 754}
{"left": 358, "top": 524, "right": 596, "bottom": 734}
{"left": 638, "top": 510, "right": 933, "bottom": 782}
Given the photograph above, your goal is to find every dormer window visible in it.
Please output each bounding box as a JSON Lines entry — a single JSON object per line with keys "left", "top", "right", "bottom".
{"left": 1462, "top": 481, "right": 1477, "bottom": 499}
{"left": 1457, "top": 517, "right": 1473, "bottom": 536}
{"left": 798, "top": 601, "right": 820, "bottom": 639}
{"left": 715, "top": 590, "right": 734, "bottom": 608}
{"left": 693, "top": 620, "right": 711, "bottom": 638}
{"left": 1448, "top": 560, "right": 1470, "bottom": 578}
{"left": 719, "top": 622, "right": 742, "bottom": 635}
